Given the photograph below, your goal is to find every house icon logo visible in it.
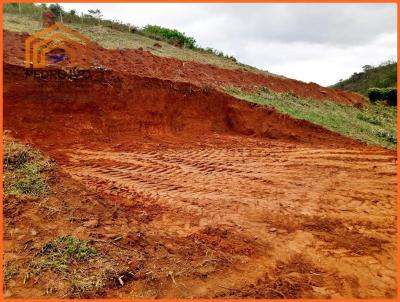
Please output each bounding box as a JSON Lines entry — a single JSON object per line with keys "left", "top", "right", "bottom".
{"left": 25, "top": 23, "right": 90, "bottom": 69}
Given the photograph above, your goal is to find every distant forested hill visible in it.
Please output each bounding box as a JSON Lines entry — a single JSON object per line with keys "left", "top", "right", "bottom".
{"left": 332, "top": 61, "right": 397, "bottom": 96}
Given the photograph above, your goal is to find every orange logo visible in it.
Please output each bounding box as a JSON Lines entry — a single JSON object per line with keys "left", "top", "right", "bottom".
{"left": 25, "top": 23, "right": 90, "bottom": 69}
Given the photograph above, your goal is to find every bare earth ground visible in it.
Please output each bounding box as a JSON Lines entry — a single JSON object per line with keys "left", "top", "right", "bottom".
{"left": 3, "top": 30, "right": 397, "bottom": 298}
{"left": 62, "top": 137, "right": 397, "bottom": 298}
{"left": 4, "top": 135, "right": 396, "bottom": 298}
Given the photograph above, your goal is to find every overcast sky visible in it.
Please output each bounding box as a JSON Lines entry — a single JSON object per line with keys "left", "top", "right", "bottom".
{"left": 58, "top": 3, "right": 397, "bottom": 86}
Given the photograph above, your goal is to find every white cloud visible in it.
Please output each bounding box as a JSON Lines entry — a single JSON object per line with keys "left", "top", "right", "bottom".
{"left": 58, "top": 3, "right": 397, "bottom": 86}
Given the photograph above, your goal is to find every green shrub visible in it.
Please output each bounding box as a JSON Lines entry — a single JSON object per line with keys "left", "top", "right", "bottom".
{"left": 142, "top": 25, "right": 196, "bottom": 48}
{"left": 367, "top": 87, "right": 397, "bottom": 106}
{"left": 367, "top": 87, "right": 384, "bottom": 102}
{"left": 385, "top": 87, "right": 397, "bottom": 106}
{"left": 49, "top": 4, "right": 63, "bottom": 17}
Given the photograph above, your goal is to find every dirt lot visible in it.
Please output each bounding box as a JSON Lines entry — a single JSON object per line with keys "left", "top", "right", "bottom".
{"left": 4, "top": 135, "right": 397, "bottom": 298}
{"left": 3, "top": 30, "right": 397, "bottom": 298}
{"left": 65, "top": 137, "right": 397, "bottom": 298}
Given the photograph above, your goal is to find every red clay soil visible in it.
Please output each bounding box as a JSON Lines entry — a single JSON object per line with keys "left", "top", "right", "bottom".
{"left": 4, "top": 30, "right": 365, "bottom": 105}
{"left": 4, "top": 63, "right": 362, "bottom": 151}
{"left": 3, "top": 29, "right": 396, "bottom": 299}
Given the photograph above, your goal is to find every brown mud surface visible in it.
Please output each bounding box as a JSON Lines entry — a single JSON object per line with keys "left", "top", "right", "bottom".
{"left": 3, "top": 29, "right": 396, "bottom": 299}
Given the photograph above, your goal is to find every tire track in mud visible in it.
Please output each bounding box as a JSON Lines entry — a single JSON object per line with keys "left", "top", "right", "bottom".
{"left": 57, "top": 142, "right": 397, "bottom": 298}
{"left": 60, "top": 144, "right": 396, "bottom": 226}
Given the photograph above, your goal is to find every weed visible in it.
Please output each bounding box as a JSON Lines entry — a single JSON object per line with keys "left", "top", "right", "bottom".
{"left": 26, "top": 236, "right": 128, "bottom": 297}
{"left": 31, "top": 235, "right": 97, "bottom": 274}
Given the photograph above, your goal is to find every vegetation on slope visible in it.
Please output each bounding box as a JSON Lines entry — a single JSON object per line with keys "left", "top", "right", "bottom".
{"left": 332, "top": 62, "right": 397, "bottom": 96}
{"left": 226, "top": 87, "right": 397, "bottom": 149}
{"left": 3, "top": 3, "right": 261, "bottom": 73}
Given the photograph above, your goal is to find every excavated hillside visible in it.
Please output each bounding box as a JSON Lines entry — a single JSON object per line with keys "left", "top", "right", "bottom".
{"left": 3, "top": 29, "right": 396, "bottom": 299}
{"left": 6, "top": 30, "right": 365, "bottom": 105}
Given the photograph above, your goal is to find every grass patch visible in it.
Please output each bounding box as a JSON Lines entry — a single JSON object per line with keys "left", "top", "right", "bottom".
{"left": 26, "top": 235, "right": 123, "bottom": 297}
{"left": 3, "top": 134, "right": 53, "bottom": 198}
{"left": 30, "top": 235, "right": 97, "bottom": 274}
{"left": 226, "top": 87, "right": 397, "bottom": 149}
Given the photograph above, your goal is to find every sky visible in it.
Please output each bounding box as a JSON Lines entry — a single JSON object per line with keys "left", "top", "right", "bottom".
{"left": 58, "top": 3, "right": 397, "bottom": 86}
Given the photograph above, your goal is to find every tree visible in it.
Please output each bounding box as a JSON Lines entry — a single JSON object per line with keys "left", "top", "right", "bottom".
{"left": 69, "top": 9, "right": 76, "bottom": 16}
{"left": 49, "top": 4, "right": 63, "bottom": 16}
{"left": 362, "top": 65, "right": 373, "bottom": 72}
{"left": 88, "top": 9, "right": 102, "bottom": 19}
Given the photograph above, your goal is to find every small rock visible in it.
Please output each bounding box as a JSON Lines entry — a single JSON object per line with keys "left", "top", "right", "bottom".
{"left": 30, "top": 229, "right": 38, "bottom": 236}
{"left": 83, "top": 219, "right": 99, "bottom": 228}
{"left": 269, "top": 227, "right": 277, "bottom": 232}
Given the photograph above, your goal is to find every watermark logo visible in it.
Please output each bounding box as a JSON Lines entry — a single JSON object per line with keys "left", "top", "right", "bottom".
{"left": 25, "top": 22, "right": 90, "bottom": 69}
